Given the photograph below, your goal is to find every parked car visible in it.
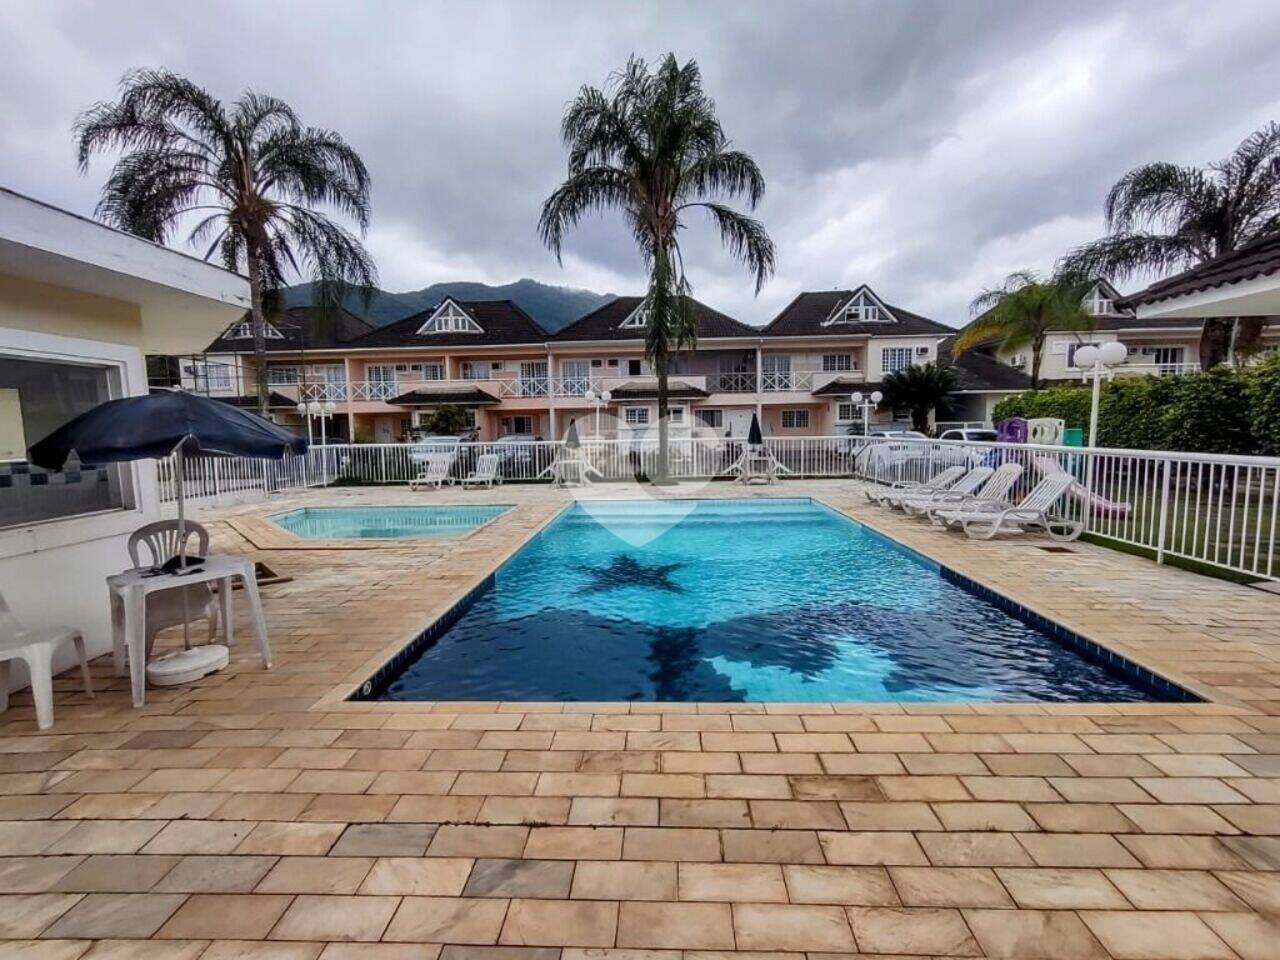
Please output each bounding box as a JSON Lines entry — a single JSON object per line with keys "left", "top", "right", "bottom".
{"left": 933, "top": 428, "right": 999, "bottom": 467}
{"left": 493, "top": 433, "right": 545, "bottom": 478}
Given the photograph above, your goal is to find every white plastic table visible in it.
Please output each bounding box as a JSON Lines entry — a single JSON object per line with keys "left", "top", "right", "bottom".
{"left": 107, "top": 554, "right": 272, "bottom": 707}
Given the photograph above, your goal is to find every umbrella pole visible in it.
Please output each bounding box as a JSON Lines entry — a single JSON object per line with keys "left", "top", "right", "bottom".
{"left": 175, "top": 443, "right": 191, "bottom": 650}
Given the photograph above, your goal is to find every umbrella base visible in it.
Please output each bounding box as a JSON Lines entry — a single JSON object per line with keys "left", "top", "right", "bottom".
{"left": 146, "top": 644, "right": 229, "bottom": 686}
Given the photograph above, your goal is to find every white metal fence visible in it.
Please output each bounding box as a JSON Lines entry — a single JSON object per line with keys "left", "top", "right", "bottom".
{"left": 157, "top": 436, "right": 1280, "bottom": 581}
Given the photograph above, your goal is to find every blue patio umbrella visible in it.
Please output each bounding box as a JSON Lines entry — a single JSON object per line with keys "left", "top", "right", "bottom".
{"left": 747, "top": 412, "right": 764, "bottom": 446}
{"left": 30, "top": 389, "right": 307, "bottom": 568}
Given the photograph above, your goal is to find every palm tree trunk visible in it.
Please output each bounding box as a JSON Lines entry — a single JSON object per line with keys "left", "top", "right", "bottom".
{"left": 247, "top": 251, "right": 270, "bottom": 417}
{"left": 1030, "top": 348, "right": 1043, "bottom": 391}
{"left": 655, "top": 355, "right": 669, "bottom": 483}
{"left": 1201, "top": 319, "right": 1232, "bottom": 369}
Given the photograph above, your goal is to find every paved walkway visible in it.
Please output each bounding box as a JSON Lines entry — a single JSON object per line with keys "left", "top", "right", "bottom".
{"left": 1, "top": 480, "right": 1277, "bottom": 959}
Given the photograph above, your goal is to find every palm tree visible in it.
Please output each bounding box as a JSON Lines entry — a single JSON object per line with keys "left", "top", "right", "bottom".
{"left": 74, "top": 68, "right": 377, "bottom": 414}
{"left": 539, "top": 54, "right": 774, "bottom": 481}
{"left": 879, "top": 362, "right": 957, "bottom": 433}
{"left": 957, "top": 271, "right": 1093, "bottom": 389}
{"left": 1058, "top": 122, "right": 1280, "bottom": 368}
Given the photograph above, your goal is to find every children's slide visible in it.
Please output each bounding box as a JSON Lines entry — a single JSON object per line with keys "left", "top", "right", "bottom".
{"left": 1033, "top": 455, "right": 1131, "bottom": 519}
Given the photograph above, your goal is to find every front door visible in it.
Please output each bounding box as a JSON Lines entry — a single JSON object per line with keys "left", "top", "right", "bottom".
{"left": 520, "top": 361, "right": 549, "bottom": 397}
{"left": 724, "top": 409, "right": 754, "bottom": 438}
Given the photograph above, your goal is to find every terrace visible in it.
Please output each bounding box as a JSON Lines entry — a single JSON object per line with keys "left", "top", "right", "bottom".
{"left": 2, "top": 473, "right": 1278, "bottom": 958}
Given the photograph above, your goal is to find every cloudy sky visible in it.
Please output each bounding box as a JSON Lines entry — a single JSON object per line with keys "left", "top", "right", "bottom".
{"left": 3, "top": 1, "right": 1279, "bottom": 328}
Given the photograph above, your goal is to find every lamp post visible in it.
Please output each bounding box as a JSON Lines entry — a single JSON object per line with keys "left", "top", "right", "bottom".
{"left": 583, "top": 388, "right": 612, "bottom": 438}
{"left": 1073, "top": 342, "right": 1128, "bottom": 447}
{"left": 295, "top": 401, "right": 313, "bottom": 445}
{"left": 849, "top": 390, "right": 884, "bottom": 436}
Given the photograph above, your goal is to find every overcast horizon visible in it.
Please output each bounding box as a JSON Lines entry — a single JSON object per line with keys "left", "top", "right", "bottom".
{"left": 3, "top": 1, "right": 1279, "bottom": 329}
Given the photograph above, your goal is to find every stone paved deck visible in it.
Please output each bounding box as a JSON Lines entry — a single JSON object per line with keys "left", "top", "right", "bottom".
{"left": 1, "top": 480, "right": 1278, "bottom": 960}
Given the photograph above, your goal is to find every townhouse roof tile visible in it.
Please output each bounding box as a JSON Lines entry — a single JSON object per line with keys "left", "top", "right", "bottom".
{"left": 764, "top": 288, "right": 956, "bottom": 338}
{"left": 1118, "top": 232, "right": 1280, "bottom": 308}
{"left": 205, "top": 306, "right": 374, "bottom": 353}
{"left": 351, "top": 299, "right": 549, "bottom": 348}
{"left": 554, "top": 296, "right": 758, "bottom": 341}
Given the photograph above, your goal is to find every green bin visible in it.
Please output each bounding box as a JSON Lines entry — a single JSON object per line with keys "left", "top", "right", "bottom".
{"left": 1062, "top": 427, "right": 1084, "bottom": 447}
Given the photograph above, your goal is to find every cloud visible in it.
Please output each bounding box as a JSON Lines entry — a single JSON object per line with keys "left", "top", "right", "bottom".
{"left": 3, "top": 0, "right": 1279, "bottom": 329}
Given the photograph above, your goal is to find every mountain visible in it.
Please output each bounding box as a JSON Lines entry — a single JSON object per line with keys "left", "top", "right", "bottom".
{"left": 283, "top": 279, "right": 615, "bottom": 333}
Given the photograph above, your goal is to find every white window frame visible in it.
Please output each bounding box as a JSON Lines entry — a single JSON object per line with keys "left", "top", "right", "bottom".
{"left": 265, "top": 364, "right": 301, "bottom": 385}
{"left": 0, "top": 327, "right": 153, "bottom": 557}
{"left": 881, "top": 347, "right": 913, "bottom": 374}
{"left": 825, "top": 287, "right": 896, "bottom": 325}
{"left": 822, "top": 353, "right": 852, "bottom": 372}
{"left": 226, "top": 319, "right": 284, "bottom": 340}
{"left": 420, "top": 362, "right": 446, "bottom": 381}
{"left": 695, "top": 408, "right": 724, "bottom": 429}
{"left": 619, "top": 303, "right": 649, "bottom": 329}
{"left": 416, "top": 299, "right": 483, "bottom": 335}
{"left": 624, "top": 406, "right": 650, "bottom": 426}
{"left": 501, "top": 415, "right": 536, "bottom": 435}
{"left": 781, "top": 409, "right": 810, "bottom": 430}
{"left": 836, "top": 402, "right": 858, "bottom": 422}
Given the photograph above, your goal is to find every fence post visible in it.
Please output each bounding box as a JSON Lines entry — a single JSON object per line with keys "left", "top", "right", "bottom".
{"left": 1155, "top": 457, "right": 1172, "bottom": 565}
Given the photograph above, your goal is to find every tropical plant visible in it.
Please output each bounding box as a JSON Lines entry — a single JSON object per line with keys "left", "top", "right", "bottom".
{"left": 74, "top": 68, "right": 377, "bottom": 414}
{"left": 957, "top": 271, "right": 1093, "bottom": 388}
{"left": 1057, "top": 122, "right": 1280, "bottom": 367}
{"left": 879, "top": 362, "right": 956, "bottom": 433}
{"left": 539, "top": 54, "right": 774, "bottom": 481}
{"left": 421, "top": 404, "right": 469, "bottom": 436}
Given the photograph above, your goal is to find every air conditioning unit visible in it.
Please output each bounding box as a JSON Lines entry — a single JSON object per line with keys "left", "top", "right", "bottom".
{"left": 591, "top": 359, "right": 603, "bottom": 367}
{"left": 1008, "top": 355, "right": 1027, "bottom": 368}
{"left": 915, "top": 346, "right": 930, "bottom": 357}
{"left": 607, "top": 358, "right": 619, "bottom": 367}
{"left": 394, "top": 364, "right": 409, "bottom": 373}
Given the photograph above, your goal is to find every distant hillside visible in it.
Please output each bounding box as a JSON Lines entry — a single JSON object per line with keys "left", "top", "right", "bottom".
{"left": 283, "top": 279, "right": 615, "bottom": 332}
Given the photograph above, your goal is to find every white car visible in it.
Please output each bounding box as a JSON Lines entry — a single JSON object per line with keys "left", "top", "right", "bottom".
{"left": 933, "top": 428, "right": 999, "bottom": 467}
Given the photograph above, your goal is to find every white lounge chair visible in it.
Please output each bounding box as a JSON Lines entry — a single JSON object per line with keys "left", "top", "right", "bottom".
{"left": 933, "top": 470, "right": 1081, "bottom": 541}
{"left": 729, "top": 444, "right": 788, "bottom": 485}
{"left": 899, "top": 466, "right": 994, "bottom": 514}
{"left": 409, "top": 451, "right": 456, "bottom": 491}
{"left": 920, "top": 461, "right": 1024, "bottom": 521}
{"left": 461, "top": 453, "right": 502, "bottom": 488}
{"left": 866, "top": 465, "right": 965, "bottom": 507}
{"left": 0, "top": 590, "right": 93, "bottom": 730}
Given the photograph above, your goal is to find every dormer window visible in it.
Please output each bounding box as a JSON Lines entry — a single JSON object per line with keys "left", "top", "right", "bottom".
{"left": 1082, "top": 285, "right": 1114, "bottom": 316}
{"left": 416, "top": 300, "right": 483, "bottom": 335}
{"left": 619, "top": 303, "right": 649, "bottom": 329}
{"left": 226, "top": 319, "right": 284, "bottom": 340}
{"left": 824, "top": 287, "right": 894, "bottom": 325}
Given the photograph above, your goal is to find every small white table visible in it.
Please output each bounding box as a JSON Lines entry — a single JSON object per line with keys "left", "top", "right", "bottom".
{"left": 108, "top": 554, "right": 272, "bottom": 707}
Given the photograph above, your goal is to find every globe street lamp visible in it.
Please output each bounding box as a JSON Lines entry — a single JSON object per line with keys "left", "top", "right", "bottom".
{"left": 584, "top": 388, "right": 612, "bottom": 438}
{"left": 1074, "top": 341, "right": 1128, "bottom": 447}
{"left": 849, "top": 390, "right": 884, "bottom": 436}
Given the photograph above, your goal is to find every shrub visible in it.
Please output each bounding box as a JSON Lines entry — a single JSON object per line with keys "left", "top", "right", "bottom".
{"left": 992, "top": 365, "right": 1267, "bottom": 454}
{"left": 991, "top": 386, "right": 1091, "bottom": 429}
{"left": 1247, "top": 354, "right": 1280, "bottom": 455}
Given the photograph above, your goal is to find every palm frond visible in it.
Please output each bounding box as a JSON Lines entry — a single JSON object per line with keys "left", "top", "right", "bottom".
{"left": 1056, "top": 232, "right": 1205, "bottom": 283}
{"left": 689, "top": 202, "right": 775, "bottom": 292}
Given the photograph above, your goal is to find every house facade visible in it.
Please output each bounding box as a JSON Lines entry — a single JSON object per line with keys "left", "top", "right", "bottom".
{"left": 994, "top": 280, "right": 1279, "bottom": 383}
{"left": 0, "top": 186, "right": 249, "bottom": 683}
{"left": 180, "top": 284, "right": 1028, "bottom": 440}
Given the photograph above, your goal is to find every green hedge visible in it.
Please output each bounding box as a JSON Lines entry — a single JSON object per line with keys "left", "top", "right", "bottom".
{"left": 991, "top": 358, "right": 1280, "bottom": 454}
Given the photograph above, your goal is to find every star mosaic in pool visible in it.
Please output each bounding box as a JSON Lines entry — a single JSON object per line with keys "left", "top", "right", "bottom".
{"left": 577, "top": 554, "right": 684, "bottom": 594}
{"left": 374, "top": 499, "right": 1172, "bottom": 703}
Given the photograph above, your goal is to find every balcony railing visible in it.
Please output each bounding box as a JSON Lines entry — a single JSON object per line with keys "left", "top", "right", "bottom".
{"left": 706, "top": 372, "right": 757, "bottom": 393}
{"left": 761, "top": 371, "right": 814, "bottom": 392}
{"left": 1074, "top": 361, "right": 1201, "bottom": 380}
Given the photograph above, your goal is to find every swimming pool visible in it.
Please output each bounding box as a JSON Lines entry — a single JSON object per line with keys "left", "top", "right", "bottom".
{"left": 273, "top": 505, "right": 510, "bottom": 540}
{"left": 365, "top": 498, "right": 1189, "bottom": 702}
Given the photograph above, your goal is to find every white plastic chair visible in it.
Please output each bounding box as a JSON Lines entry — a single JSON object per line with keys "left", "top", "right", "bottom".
{"left": 409, "top": 451, "right": 456, "bottom": 491}
{"left": 125, "top": 520, "right": 220, "bottom": 666}
{"left": 0, "top": 591, "right": 93, "bottom": 730}
{"left": 921, "top": 461, "right": 1024, "bottom": 521}
{"left": 461, "top": 453, "right": 502, "bottom": 489}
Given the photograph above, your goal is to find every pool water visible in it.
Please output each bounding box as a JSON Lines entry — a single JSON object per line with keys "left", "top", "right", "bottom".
{"left": 374, "top": 498, "right": 1171, "bottom": 702}
{"left": 273, "top": 505, "right": 509, "bottom": 540}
